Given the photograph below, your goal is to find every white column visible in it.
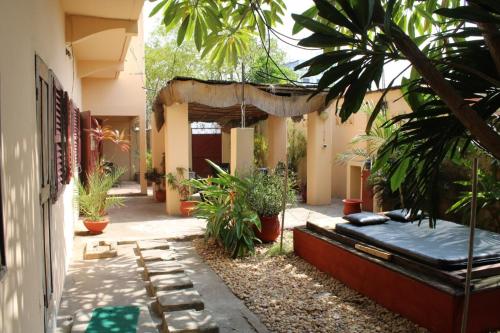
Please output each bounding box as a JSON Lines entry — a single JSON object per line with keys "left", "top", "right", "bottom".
{"left": 164, "top": 103, "right": 189, "bottom": 215}
{"left": 139, "top": 114, "right": 147, "bottom": 194}
{"left": 221, "top": 131, "right": 230, "bottom": 164}
{"left": 230, "top": 127, "right": 254, "bottom": 176}
{"left": 265, "top": 115, "right": 287, "bottom": 169}
{"left": 307, "top": 111, "right": 332, "bottom": 205}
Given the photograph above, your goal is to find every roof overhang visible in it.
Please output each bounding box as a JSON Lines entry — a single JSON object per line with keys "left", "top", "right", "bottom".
{"left": 153, "top": 77, "right": 328, "bottom": 131}
{"left": 62, "top": 0, "right": 144, "bottom": 79}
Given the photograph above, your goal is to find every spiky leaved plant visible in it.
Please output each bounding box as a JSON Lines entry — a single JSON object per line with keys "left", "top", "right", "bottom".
{"left": 78, "top": 166, "right": 125, "bottom": 221}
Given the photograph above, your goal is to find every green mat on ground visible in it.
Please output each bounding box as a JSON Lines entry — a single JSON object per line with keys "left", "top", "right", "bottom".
{"left": 85, "top": 306, "right": 140, "bottom": 333}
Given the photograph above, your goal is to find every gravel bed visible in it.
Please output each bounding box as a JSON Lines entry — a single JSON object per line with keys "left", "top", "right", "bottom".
{"left": 193, "top": 232, "right": 428, "bottom": 333}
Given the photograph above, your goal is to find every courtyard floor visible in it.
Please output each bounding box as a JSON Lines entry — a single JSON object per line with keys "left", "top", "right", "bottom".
{"left": 60, "top": 192, "right": 428, "bottom": 332}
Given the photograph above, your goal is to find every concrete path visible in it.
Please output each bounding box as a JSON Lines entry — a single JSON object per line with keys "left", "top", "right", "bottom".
{"left": 62, "top": 194, "right": 344, "bottom": 332}
{"left": 172, "top": 242, "right": 269, "bottom": 333}
{"left": 58, "top": 242, "right": 159, "bottom": 332}
{"left": 74, "top": 194, "right": 344, "bottom": 242}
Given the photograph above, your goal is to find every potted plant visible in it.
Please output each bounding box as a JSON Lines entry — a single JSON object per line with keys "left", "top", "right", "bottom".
{"left": 166, "top": 167, "right": 196, "bottom": 217}
{"left": 78, "top": 167, "right": 125, "bottom": 234}
{"left": 145, "top": 168, "right": 166, "bottom": 202}
{"left": 247, "top": 169, "right": 296, "bottom": 242}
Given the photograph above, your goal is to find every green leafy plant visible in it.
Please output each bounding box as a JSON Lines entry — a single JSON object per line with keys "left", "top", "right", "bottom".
{"left": 287, "top": 121, "right": 306, "bottom": 174}
{"left": 145, "top": 168, "right": 164, "bottom": 185}
{"left": 246, "top": 169, "right": 296, "bottom": 217}
{"left": 189, "top": 160, "right": 260, "bottom": 258}
{"left": 150, "top": 0, "right": 286, "bottom": 68}
{"left": 78, "top": 167, "right": 125, "bottom": 221}
{"left": 254, "top": 133, "right": 268, "bottom": 168}
{"left": 447, "top": 161, "right": 500, "bottom": 224}
{"left": 166, "top": 167, "right": 191, "bottom": 201}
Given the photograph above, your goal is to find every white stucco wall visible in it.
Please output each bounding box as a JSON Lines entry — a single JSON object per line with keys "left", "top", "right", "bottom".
{"left": 0, "top": 0, "right": 81, "bottom": 332}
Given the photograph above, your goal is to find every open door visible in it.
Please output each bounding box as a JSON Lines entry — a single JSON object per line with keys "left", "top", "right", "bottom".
{"left": 35, "top": 55, "right": 54, "bottom": 332}
{"left": 80, "top": 111, "right": 99, "bottom": 181}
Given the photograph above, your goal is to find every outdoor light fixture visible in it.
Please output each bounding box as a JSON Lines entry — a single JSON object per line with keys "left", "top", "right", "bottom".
{"left": 319, "top": 110, "right": 329, "bottom": 121}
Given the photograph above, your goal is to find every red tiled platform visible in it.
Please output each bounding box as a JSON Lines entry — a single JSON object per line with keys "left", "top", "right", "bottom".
{"left": 293, "top": 226, "right": 500, "bottom": 333}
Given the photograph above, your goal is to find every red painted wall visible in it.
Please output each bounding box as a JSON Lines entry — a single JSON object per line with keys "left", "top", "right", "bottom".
{"left": 293, "top": 228, "right": 500, "bottom": 333}
{"left": 192, "top": 134, "right": 222, "bottom": 177}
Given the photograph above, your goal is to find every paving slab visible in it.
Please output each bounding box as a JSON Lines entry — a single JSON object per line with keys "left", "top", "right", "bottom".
{"left": 161, "top": 310, "right": 219, "bottom": 333}
{"left": 137, "top": 239, "right": 171, "bottom": 251}
{"left": 58, "top": 243, "right": 162, "bottom": 333}
{"left": 83, "top": 240, "right": 118, "bottom": 260}
{"left": 145, "top": 261, "right": 184, "bottom": 277}
{"left": 148, "top": 273, "right": 194, "bottom": 296}
{"left": 140, "top": 249, "right": 177, "bottom": 263}
{"left": 156, "top": 289, "right": 204, "bottom": 313}
{"left": 172, "top": 242, "right": 270, "bottom": 333}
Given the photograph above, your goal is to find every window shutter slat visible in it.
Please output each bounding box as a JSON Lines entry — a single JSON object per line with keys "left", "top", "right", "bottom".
{"left": 52, "top": 78, "right": 67, "bottom": 200}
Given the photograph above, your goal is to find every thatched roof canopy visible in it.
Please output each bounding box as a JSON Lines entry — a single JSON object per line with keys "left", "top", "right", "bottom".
{"left": 152, "top": 77, "right": 327, "bottom": 131}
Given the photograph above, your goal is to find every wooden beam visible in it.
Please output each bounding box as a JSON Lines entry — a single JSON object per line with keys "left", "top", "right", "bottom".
{"left": 65, "top": 15, "right": 138, "bottom": 44}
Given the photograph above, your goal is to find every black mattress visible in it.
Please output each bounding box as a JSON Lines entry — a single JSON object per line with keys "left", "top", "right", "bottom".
{"left": 335, "top": 220, "right": 500, "bottom": 270}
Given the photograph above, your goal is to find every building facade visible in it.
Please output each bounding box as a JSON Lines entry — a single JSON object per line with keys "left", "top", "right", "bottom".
{"left": 0, "top": 1, "right": 146, "bottom": 332}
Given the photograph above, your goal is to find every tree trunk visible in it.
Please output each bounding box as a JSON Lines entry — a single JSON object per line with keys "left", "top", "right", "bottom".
{"left": 390, "top": 29, "right": 500, "bottom": 159}
{"left": 372, "top": 3, "right": 500, "bottom": 159}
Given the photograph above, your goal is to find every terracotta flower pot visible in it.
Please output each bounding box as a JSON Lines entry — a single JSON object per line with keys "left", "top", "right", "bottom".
{"left": 342, "top": 199, "right": 362, "bottom": 215}
{"left": 180, "top": 200, "right": 197, "bottom": 217}
{"left": 155, "top": 189, "right": 166, "bottom": 202}
{"left": 83, "top": 218, "right": 109, "bottom": 235}
{"left": 255, "top": 215, "right": 280, "bottom": 243}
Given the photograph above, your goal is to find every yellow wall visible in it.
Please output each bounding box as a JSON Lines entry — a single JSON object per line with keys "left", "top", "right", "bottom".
{"left": 81, "top": 15, "right": 147, "bottom": 192}
{"left": 0, "top": 0, "right": 81, "bottom": 332}
{"left": 100, "top": 117, "right": 138, "bottom": 180}
{"left": 329, "top": 89, "right": 412, "bottom": 198}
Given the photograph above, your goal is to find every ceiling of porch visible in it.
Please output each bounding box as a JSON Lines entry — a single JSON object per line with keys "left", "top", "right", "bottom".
{"left": 63, "top": 0, "right": 143, "bottom": 79}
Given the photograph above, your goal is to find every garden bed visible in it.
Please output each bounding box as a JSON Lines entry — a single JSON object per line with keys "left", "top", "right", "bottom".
{"left": 193, "top": 232, "right": 427, "bottom": 333}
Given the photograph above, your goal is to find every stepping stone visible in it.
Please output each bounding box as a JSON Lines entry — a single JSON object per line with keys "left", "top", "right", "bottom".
{"left": 140, "top": 249, "right": 177, "bottom": 263}
{"left": 84, "top": 240, "right": 117, "bottom": 260}
{"left": 148, "top": 273, "right": 194, "bottom": 295}
{"left": 161, "top": 310, "right": 219, "bottom": 333}
{"left": 137, "top": 239, "right": 170, "bottom": 251}
{"left": 156, "top": 289, "right": 204, "bottom": 313}
{"left": 144, "top": 261, "right": 184, "bottom": 278}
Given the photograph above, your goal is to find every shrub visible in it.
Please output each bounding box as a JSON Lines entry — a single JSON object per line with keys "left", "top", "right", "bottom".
{"left": 246, "top": 169, "right": 297, "bottom": 217}
{"left": 189, "top": 160, "right": 261, "bottom": 258}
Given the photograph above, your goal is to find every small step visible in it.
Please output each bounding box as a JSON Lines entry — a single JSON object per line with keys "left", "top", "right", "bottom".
{"left": 137, "top": 239, "right": 170, "bottom": 251}
{"left": 161, "top": 310, "right": 219, "bottom": 333}
{"left": 144, "top": 261, "right": 184, "bottom": 278}
{"left": 140, "top": 249, "right": 177, "bottom": 263}
{"left": 147, "top": 273, "right": 194, "bottom": 296}
{"left": 156, "top": 289, "right": 204, "bottom": 314}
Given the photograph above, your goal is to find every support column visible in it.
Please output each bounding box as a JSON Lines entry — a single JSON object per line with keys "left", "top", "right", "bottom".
{"left": 139, "top": 115, "right": 147, "bottom": 194}
{"left": 164, "top": 103, "right": 189, "bottom": 215}
{"left": 306, "top": 111, "right": 332, "bottom": 205}
{"left": 221, "top": 131, "right": 230, "bottom": 164}
{"left": 265, "top": 115, "right": 287, "bottom": 169}
{"left": 188, "top": 125, "right": 192, "bottom": 170}
{"left": 230, "top": 128, "right": 254, "bottom": 176}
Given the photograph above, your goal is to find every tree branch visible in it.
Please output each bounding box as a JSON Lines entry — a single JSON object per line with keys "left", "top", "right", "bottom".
{"left": 373, "top": 4, "right": 500, "bottom": 159}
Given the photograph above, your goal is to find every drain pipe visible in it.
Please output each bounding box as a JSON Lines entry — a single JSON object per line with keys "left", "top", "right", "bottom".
{"left": 460, "top": 157, "right": 478, "bottom": 333}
